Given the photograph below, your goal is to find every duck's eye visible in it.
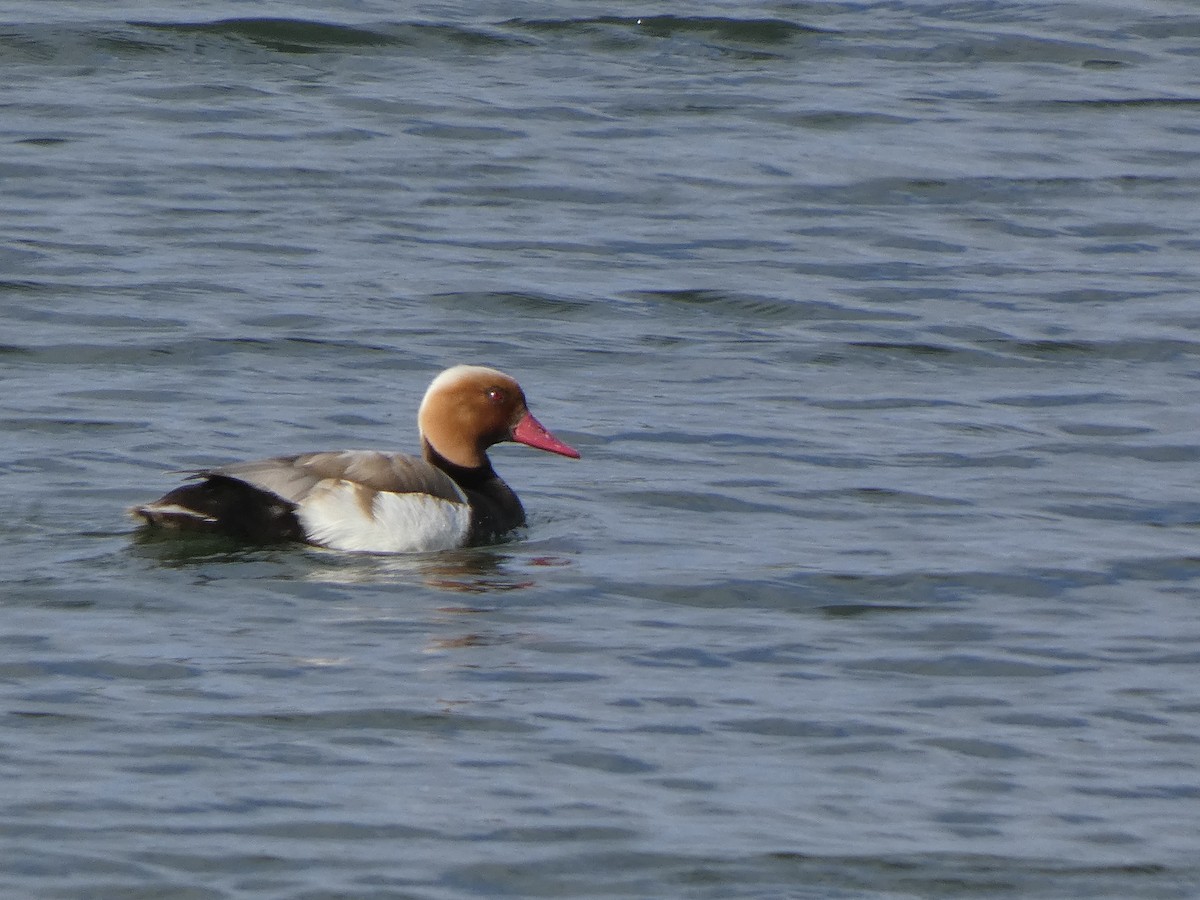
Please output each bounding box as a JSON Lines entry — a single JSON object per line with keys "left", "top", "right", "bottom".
{"left": 486, "top": 387, "right": 507, "bottom": 404}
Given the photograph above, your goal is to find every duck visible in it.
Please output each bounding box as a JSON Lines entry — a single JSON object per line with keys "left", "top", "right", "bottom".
{"left": 130, "top": 365, "right": 580, "bottom": 552}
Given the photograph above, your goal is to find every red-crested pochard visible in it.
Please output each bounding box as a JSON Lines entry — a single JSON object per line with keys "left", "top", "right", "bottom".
{"left": 130, "top": 365, "right": 580, "bottom": 552}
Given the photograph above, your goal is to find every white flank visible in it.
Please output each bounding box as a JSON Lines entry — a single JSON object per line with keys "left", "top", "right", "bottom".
{"left": 296, "top": 480, "right": 471, "bottom": 553}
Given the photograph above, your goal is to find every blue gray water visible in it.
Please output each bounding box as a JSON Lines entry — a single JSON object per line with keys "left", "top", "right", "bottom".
{"left": 3, "top": 1, "right": 1200, "bottom": 897}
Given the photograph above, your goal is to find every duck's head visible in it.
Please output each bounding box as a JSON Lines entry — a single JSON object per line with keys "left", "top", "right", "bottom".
{"left": 418, "top": 365, "right": 580, "bottom": 470}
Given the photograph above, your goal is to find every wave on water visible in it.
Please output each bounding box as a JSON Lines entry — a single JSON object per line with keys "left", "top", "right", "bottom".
{"left": 0, "top": 17, "right": 530, "bottom": 62}
{"left": 439, "top": 848, "right": 1196, "bottom": 898}
{"left": 136, "top": 17, "right": 531, "bottom": 54}
{"left": 505, "top": 14, "right": 830, "bottom": 41}
{"left": 0, "top": 10, "right": 1152, "bottom": 82}
{"left": 0, "top": 13, "right": 837, "bottom": 65}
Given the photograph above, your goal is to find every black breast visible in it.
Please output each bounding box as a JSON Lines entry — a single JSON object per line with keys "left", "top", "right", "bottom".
{"left": 426, "top": 450, "right": 526, "bottom": 544}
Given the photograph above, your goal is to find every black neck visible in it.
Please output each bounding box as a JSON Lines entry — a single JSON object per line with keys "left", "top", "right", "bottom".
{"left": 424, "top": 443, "right": 496, "bottom": 491}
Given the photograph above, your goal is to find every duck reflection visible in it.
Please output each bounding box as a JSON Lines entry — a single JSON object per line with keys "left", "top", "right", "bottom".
{"left": 132, "top": 527, "right": 569, "bottom": 595}
{"left": 303, "top": 546, "right": 556, "bottom": 593}
{"left": 313, "top": 549, "right": 576, "bottom": 658}
{"left": 130, "top": 532, "right": 575, "bottom": 658}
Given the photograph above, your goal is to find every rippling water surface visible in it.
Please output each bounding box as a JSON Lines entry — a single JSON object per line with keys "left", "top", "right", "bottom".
{"left": 3, "top": 1, "right": 1200, "bottom": 896}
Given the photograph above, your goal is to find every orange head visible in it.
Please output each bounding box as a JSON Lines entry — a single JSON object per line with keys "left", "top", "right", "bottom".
{"left": 418, "top": 365, "right": 580, "bottom": 469}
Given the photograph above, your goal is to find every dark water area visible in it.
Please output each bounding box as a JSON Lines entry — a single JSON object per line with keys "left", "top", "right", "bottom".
{"left": 3, "top": 2, "right": 1200, "bottom": 897}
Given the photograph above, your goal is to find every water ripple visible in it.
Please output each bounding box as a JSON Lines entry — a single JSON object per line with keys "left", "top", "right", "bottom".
{"left": 4, "top": 0, "right": 1200, "bottom": 896}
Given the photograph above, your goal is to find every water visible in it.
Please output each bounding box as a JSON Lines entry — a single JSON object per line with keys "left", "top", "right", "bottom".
{"left": 3, "top": 1, "right": 1200, "bottom": 896}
